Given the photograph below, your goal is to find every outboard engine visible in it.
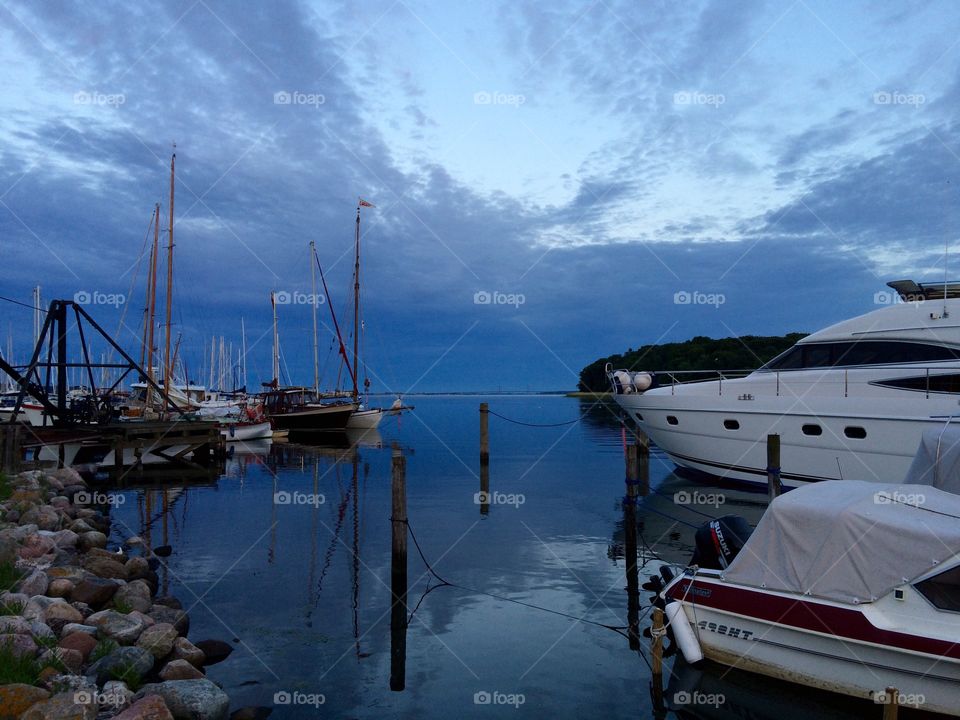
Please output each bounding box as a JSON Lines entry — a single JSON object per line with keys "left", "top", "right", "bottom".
{"left": 690, "top": 515, "right": 753, "bottom": 570}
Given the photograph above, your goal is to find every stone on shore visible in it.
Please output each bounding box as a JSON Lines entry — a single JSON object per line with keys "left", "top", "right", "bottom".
{"left": 137, "top": 623, "right": 179, "bottom": 659}
{"left": 60, "top": 630, "right": 98, "bottom": 660}
{"left": 114, "top": 695, "right": 175, "bottom": 720}
{"left": 17, "top": 568, "right": 50, "bottom": 597}
{"left": 19, "top": 689, "right": 98, "bottom": 720}
{"left": 172, "top": 637, "right": 205, "bottom": 667}
{"left": 89, "top": 609, "right": 147, "bottom": 644}
{"left": 114, "top": 579, "right": 154, "bottom": 613}
{"left": 86, "top": 645, "right": 155, "bottom": 685}
{"left": 71, "top": 576, "right": 120, "bottom": 606}
{"left": 137, "top": 679, "right": 229, "bottom": 720}
{"left": 0, "top": 684, "right": 51, "bottom": 720}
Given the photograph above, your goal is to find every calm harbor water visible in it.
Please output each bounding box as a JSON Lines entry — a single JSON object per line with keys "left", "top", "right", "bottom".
{"left": 102, "top": 396, "right": 946, "bottom": 719}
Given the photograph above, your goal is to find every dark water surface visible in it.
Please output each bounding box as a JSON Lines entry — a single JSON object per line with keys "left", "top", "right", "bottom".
{"left": 103, "top": 396, "right": 945, "bottom": 719}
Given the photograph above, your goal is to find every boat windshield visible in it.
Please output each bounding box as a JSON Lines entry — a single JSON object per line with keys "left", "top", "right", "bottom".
{"left": 762, "top": 340, "right": 960, "bottom": 370}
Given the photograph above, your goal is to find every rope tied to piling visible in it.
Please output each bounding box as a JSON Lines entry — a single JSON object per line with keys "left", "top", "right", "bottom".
{"left": 485, "top": 409, "right": 581, "bottom": 428}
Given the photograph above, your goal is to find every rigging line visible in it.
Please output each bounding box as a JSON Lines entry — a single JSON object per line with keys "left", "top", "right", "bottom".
{"left": 487, "top": 409, "right": 581, "bottom": 427}
{"left": 0, "top": 295, "right": 47, "bottom": 313}
{"left": 403, "top": 518, "right": 629, "bottom": 633}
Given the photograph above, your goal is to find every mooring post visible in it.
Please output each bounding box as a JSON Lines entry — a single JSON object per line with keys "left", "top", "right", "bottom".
{"left": 479, "top": 462, "right": 490, "bottom": 517}
{"left": 882, "top": 687, "right": 899, "bottom": 720}
{"left": 767, "top": 433, "right": 781, "bottom": 503}
{"left": 390, "top": 444, "right": 408, "bottom": 691}
{"left": 479, "top": 402, "right": 489, "bottom": 466}
{"left": 651, "top": 606, "right": 665, "bottom": 709}
{"left": 624, "top": 469, "right": 640, "bottom": 651}
{"left": 626, "top": 442, "right": 639, "bottom": 482}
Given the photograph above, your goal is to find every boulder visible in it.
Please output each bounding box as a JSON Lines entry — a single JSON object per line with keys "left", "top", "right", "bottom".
{"left": 47, "top": 578, "right": 75, "bottom": 598}
{"left": 86, "top": 645, "right": 155, "bottom": 685}
{"left": 194, "top": 639, "right": 233, "bottom": 666}
{"left": 60, "top": 631, "right": 98, "bottom": 660}
{"left": 0, "top": 615, "right": 33, "bottom": 634}
{"left": 52, "top": 467, "right": 85, "bottom": 487}
{"left": 29, "top": 621, "right": 55, "bottom": 642}
{"left": 126, "top": 556, "right": 151, "bottom": 579}
{"left": 19, "top": 690, "right": 97, "bottom": 720}
{"left": 0, "top": 532, "right": 18, "bottom": 564}
{"left": 82, "top": 555, "right": 128, "bottom": 580}
{"left": 137, "top": 680, "right": 229, "bottom": 720}
{"left": 19, "top": 533, "right": 57, "bottom": 559}
{"left": 137, "top": 623, "right": 179, "bottom": 659}
{"left": 17, "top": 568, "right": 50, "bottom": 597}
{"left": 0, "top": 683, "right": 50, "bottom": 720}
{"left": 114, "top": 695, "right": 174, "bottom": 720}
{"left": 47, "top": 566, "right": 90, "bottom": 583}
{"left": 71, "top": 576, "right": 120, "bottom": 606}
{"left": 78, "top": 531, "right": 108, "bottom": 551}
{"left": 159, "top": 659, "right": 204, "bottom": 680}
{"left": 39, "top": 646, "right": 84, "bottom": 673}
{"left": 114, "top": 579, "right": 154, "bottom": 613}
{"left": 44, "top": 600, "right": 84, "bottom": 625}
{"left": 61, "top": 622, "right": 98, "bottom": 637}
{"left": 0, "top": 632, "right": 37, "bottom": 658}
{"left": 70, "top": 519, "right": 95, "bottom": 534}
{"left": 90, "top": 609, "right": 146, "bottom": 645}
{"left": 101, "top": 680, "right": 135, "bottom": 712}
{"left": 149, "top": 604, "right": 189, "bottom": 635}
{"left": 172, "top": 637, "right": 205, "bottom": 667}
{"left": 52, "top": 529, "right": 79, "bottom": 548}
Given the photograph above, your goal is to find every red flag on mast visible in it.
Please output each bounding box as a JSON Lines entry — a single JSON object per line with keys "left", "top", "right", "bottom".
{"left": 358, "top": 198, "right": 375, "bottom": 208}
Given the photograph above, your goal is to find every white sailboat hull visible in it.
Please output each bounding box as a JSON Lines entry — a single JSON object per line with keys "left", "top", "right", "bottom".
{"left": 346, "top": 407, "right": 384, "bottom": 429}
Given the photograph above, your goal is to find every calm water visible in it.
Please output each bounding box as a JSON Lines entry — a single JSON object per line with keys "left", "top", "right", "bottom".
{"left": 101, "top": 396, "right": 943, "bottom": 719}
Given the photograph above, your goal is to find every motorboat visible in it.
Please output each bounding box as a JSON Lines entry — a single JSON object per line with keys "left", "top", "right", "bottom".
{"left": 654, "top": 426, "right": 960, "bottom": 716}
{"left": 261, "top": 387, "right": 356, "bottom": 432}
{"left": 609, "top": 279, "right": 960, "bottom": 485}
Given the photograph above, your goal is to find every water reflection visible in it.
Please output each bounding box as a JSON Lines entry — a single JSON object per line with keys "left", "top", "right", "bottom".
{"left": 96, "top": 397, "right": 954, "bottom": 719}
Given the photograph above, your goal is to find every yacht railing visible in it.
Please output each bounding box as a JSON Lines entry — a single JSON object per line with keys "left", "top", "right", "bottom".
{"left": 608, "top": 364, "right": 960, "bottom": 399}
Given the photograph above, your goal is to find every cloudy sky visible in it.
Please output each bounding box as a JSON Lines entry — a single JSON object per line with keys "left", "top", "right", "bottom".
{"left": 1, "top": 0, "right": 959, "bottom": 392}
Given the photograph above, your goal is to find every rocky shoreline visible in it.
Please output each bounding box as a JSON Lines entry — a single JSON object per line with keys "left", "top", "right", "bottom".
{"left": 0, "top": 469, "right": 248, "bottom": 720}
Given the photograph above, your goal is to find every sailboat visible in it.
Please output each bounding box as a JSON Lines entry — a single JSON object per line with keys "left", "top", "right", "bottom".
{"left": 261, "top": 290, "right": 357, "bottom": 432}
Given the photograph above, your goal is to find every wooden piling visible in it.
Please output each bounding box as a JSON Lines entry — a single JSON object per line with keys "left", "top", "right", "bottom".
{"left": 479, "top": 402, "right": 489, "bottom": 466}
{"left": 882, "top": 687, "right": 899, "bottom": 720}
{"left": 479, "top": 462, "right": 490, "bottom": 517}
{"left": 624, "top": 471, "right": 640, "bottom": 650}
{"left": 390, "top": 445, "right": 408, "bottom": 691}
{"left": 651, "top": 606, "right": 665, "bottom": 708}
{"left": 1, "top": 425, "right": 21, "bottom": 475}
{"left": 767, "top": 433, "right": 782, "bottom": 502}
{"left": 626, "top": 443, "right": 639, "bottom": 482}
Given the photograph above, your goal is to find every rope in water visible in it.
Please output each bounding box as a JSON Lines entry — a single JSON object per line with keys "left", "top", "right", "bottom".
{"left": 486, "top": 409, "right": 581, "bottom": 427}
{"left": 401, "top": 517, "right": 631, "bottom": 636}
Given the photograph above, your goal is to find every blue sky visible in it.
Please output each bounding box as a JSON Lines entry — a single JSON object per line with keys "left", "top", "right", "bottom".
{"left": 1, "top": 0, "right": 960, "bottom": 392}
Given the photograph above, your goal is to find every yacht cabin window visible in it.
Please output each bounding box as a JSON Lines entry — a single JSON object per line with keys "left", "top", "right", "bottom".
{"left": 763, "top": 341, "right": 960, "bottom": 370}
{"left": 915, "top": 565, "right": 960, "bottom": 612}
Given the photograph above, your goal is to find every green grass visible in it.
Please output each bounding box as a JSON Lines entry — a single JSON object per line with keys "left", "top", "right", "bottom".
{"left": 0, "top": 598, "right": 24, "bottom": 615}
{"left": 0, "top": 561, "right": 23, "bottom": 593}
{"left": 0, "top": 637, "right": 43, "bottom": 685}
{"left": 90, "top": 638, "right": 118, "bottom": 663}
{"left": 110, "top": 660, "right": 144, "bottom": 691}
{"left": 112, "top": 598, "right": 134, "bottom": 614}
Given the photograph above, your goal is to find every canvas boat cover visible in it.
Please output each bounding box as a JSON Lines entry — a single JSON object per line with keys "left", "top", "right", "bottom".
{"left": 903, "top": 424, "right": 960, "bottom": 494}
{"left": 721, "top": 479, "right": 960, "bottom": 604}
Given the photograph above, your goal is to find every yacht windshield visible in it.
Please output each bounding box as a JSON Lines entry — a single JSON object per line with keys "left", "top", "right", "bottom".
{"left": 762, "top": 341, "right": 960, "bottom": 370}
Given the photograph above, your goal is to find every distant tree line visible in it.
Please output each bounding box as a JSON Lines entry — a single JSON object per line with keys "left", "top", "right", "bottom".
{"left": 578, "top": 333, "right": 807, "bottom": 392}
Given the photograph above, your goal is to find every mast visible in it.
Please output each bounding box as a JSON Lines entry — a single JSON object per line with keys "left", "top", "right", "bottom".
{"left": 310, "top": 241, "right": 319, "bottom": 394}
{"left": 147, "top": 204, "right": 159, "bottom": 390}
{"left": 32, "top": 286, "right": 41, "bottom": 349}
{"left": 163, "top": 148, "right": 176, "bottom": 412}
{"left": 241, "top": 317, "right": 247, "bottom": 391}
{"left": 352, "top": 205, "right": 360, "bottom": 402}
{"left": 271, "top": 291, "right": 280, "bottom": 386}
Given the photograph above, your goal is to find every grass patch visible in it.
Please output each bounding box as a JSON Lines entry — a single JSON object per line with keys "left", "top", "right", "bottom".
{"left": 90, "top": 638, "right": 118, "bottom": 663}
{"left": 0, "top": 598, "right": 24, "bottom": 615}
{"left": 0, "top": 637, "right": 43, "bottom": 685}
{"left": 112, "top": 598, "right": 134, "bottom": 614}
{"left": 0, "top": 561, "right": 23, "bottom": 593}
{"left": 110, "top": 660, "right": 144, "bottom": 691}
